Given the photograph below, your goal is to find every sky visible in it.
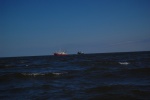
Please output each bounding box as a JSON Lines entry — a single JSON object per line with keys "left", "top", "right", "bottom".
{"left": 0, "top": 0, "right": 150, "bottom": 57}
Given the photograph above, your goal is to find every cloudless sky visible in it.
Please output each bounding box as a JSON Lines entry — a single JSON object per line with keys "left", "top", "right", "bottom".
{"left": 0, "top": 0, "right": 150, "bottom": 57}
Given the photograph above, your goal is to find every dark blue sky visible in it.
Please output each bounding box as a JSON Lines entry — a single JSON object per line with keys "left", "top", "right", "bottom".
{"left": 1, "top": 0, "right": 150, "bottom": 57}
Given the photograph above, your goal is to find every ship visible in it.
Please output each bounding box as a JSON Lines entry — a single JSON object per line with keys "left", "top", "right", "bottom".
{"left": 77, "top": 51, "right": 84, "bottom": 55}
{"left": 54, "top": 51, "right": 67, "bottom": 56}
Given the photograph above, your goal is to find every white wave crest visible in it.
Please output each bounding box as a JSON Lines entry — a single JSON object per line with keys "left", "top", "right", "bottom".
{"left": 21, "top": 72, "right": 67, "bottom": 76}
{"left": 22, "top": 73, "right": 45, "bottom": 76}
{"left": 52, "top": 72, "right": 63, "bottom": 75}
{"left": 119, "top": 62, "right": 130, "bottom": 65}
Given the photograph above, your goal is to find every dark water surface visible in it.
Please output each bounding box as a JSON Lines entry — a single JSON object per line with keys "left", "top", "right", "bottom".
{"left": 0, "top": 51, "right": 150, "bottom": 100}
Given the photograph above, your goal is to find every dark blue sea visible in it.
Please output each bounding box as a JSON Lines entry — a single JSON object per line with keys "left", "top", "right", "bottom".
{"left": 0, "top": 51, "right": 150, "bottom": 100}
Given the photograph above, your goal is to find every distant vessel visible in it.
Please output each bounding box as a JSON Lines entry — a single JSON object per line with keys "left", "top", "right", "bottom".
{"left": 54, "top": 51, "right": 67, "bottom": 56}
{"left": 77, "top": 51, "right": 84, "bottom": 55}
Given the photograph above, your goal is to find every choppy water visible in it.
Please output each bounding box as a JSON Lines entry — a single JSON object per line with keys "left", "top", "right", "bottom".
{"left": 0, "top": 51, "right": 150, "bottom": 100}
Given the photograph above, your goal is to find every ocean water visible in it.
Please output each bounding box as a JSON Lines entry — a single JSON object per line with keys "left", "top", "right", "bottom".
{"left": 0, "top": 51, "right": 150, "bottom": 100}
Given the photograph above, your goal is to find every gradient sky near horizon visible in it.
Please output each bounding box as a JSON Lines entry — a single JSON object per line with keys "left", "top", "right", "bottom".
{"left": 0, "top": 0, "right": 150, "bottom": 57}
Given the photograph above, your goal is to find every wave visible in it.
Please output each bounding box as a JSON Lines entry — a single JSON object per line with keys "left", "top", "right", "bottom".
{"left": 85, "top": 84, "right": 150, "bottom": 99}
{"left": 127, "top": 68, "right": 150, "bottom": 76}
{"left": 0, "top": 72, "right": 68, "bottom": 81}
{"left": 21, "top": 72, "right": 67, "bottom": 76}
{"left": 118, "top": 62, "right": 130, "bottom": 65}
{"left": 85, "top": 84, "right": 150, "bottom": 93}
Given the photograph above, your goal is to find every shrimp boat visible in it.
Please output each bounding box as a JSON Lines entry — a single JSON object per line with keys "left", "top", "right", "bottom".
{"left": 54, "top": 51, "right": 68, "bottom": 56}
